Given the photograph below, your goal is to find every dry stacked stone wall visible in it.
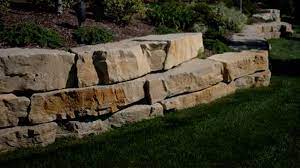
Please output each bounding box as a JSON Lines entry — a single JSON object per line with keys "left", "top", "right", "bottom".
{"left": 0, "top": 33, "right": 271, "bottom": 153}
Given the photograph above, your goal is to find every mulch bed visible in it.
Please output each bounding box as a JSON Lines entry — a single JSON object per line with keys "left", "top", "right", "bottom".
{"left": 0, "top": 4, "right": 155, "bottom": 49}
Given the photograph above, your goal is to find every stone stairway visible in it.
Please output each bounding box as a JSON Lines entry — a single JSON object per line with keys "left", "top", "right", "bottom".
{"left": 227, "top": 9, "right": 293, "bottom": 51}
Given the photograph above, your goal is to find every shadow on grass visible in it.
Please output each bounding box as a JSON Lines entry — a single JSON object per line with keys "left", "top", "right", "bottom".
{"left": 270, "top": 59, "right": 300, "bottom": 76}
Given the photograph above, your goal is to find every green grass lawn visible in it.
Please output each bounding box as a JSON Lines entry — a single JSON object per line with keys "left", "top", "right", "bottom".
{"left": 0, "top": 75, "right": 299, "bottom": 168}
{"left": 269, "top": 25, "right": 300, "bottom": 60}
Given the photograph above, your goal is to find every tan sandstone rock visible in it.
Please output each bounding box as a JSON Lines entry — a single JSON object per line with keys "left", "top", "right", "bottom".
{"left": 29, "top": 78, "right": 146, "bottom": 124}
{"left": 134, "top": 33, "right": 204, "bottom": 70}
{"left": 145, "top": 59, "right": 223, "bottom": 104}
{"left": 160, "top": 82, "right": 236, "bottom": 111}
{"left": 107, "top": 104, "right": 164, "bottom": 128}
{"left": 208, "top": 50, "right": 269, "bottom": 82}
{"left": 65, "top": 120, "right": 111, "bottom": 138}
{"left": 75, "top": 54, "right": 99, "bottom": 87}
{"left": 0, "top": 94, "right": 30, "bottom": 128}
{"left": 72, "top": 41, "right": 151, "bottom": 85}
{"left": 234, "top": 70, "right": 271, "bottom": 89}
{"left": 0, "top": 122, "right": 57, "bottom": 153}
{"left": 0, "top": 48, "right": 75, "bottom": 93}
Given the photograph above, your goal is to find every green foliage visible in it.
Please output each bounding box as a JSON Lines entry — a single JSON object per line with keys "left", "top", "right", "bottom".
{"left": 1, "top": 22, "right": 64, "bottom": 48}
{"left": 31, "top": 0, "right": 75, "bottom": 8}
{"left": 212, "top": 2, "right": 248, "bottom": 32}
{"left": 204, "top": 39, "right": 232, "bottom": 54}
{"left": 154, "top": 25, "right": 180, "bottom": 34}
{"left": 73, "top": 26, "right": 113, "bottom": 45}
{"left": 0, "top": 0, "right": 10, "bottom": 12}
{"left": 146, "top": 2, "right": 195, "bottom": 31}
{"left": 147, "top": 1, "right": 247, "bottom": 33}
{"left": 100, "top": 0, "right": 145, "bottom": 24}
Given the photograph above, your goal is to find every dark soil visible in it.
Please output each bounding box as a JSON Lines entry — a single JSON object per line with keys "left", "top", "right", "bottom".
{"left": 0, "top": 5, "right": 155, "bottom": 49}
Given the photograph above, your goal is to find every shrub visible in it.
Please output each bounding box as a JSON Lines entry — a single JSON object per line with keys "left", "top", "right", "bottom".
{"left": 212, "top": 2, "right": 248, "bottom": 32}
{"left": 146, "top": 2, "right": 195, "bottom": 31}
{"left": 99, "top": 0, "right": 145, "bottom": 24}
{"left": 204, "top": 39, "right": 232, "bottom": 54}
{"left": 2, "top": 22, "right": 64, "bottom": 48}
{"left": 154, "top": 25, "right": 180, "bottom": 34}
{"left": 31, "top": 0, "right": 75, "bottom": 9}
{"left": 73, "top": 26, "right": 113, "bottom": 45}
{"left": 0, "top": 0, "right": 10, "bottom": 13}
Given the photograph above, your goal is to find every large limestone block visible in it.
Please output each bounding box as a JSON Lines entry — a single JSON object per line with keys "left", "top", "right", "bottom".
{"left": 0, "top": 94, "right": 30, "bottom": 128}
{"left": 29, "top": 78, "right": 146, "bottom": 124}
{"left": 145, "top": 59, "right": 223, "bottom": 104}
{"left": 0, "top": 48, "right": 75, "bottom": 93}
{"left": 92, "top": 42, "right": 151, "bottom": 84}
{"left": 134, "top": 33, "right": 204, "bottom": 70}
{"left": 138, "top": 40, "right": 168, "bottom": 72}
{"left": 234, "top": 70, "right": 271, "bottom": 89}
{"left": 72, "top": 41, "right": 151, "bottom": 85}
{"left": 252, "top": 9, "right": 281, "bottom": 22}
{"left": 75, "top": 54, "right": 100, "bottom": 87}
{"left": 0, "top": 122, "right": 57, "bottom": 153}
{"left": 65, "top": 120, "right": 111, "bottom": 138}
{"left": 208, "top": 50, "right": 269, "bottom": 82}
{"left": 107, "top": 104, "right": 164, "bottom": 128}
{"left": 160, "top": 82, "right": 236, "bottom": 111}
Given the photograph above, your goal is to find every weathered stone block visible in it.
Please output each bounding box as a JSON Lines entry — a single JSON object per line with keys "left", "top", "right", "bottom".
{"left": 160, "top": 82, "right": 236, "bottom": 111}
{"left": 93, "top": 42, "right": 151, "bottom": 84}
{"left": 0, "top": 48, "right": 75, "bottom": 93}
{"left": 133, "top": 33, "right": 204, "bottom": 70}
{"left": 145, "top": 59, "right": 223, "bottom": 104}
{"left": 234, "top": 70, "right": 271, "bottom": 89}
{"left": 0, "top": 122, "right": 57, "bottom": 153}
{"left": 208, "top": 50, "right": 269, "bottom": 82}
{"left": 29, "top": 78, "right": 146, "bottom": 124}
{"left": 65, "top": 120, "right": 111, "bottom": 138}
{"left": 76, "top": 54, "right": 99, "bottom": 87}
{"left": 71, "top": 33, "right": 204, "bottom": 86}
{"left": 0, "top": 94, "right": 30, "bottom": 128}
{"left": 107, "top": 104, "right": 164, "bottom": 128}
{"left": 138, "top": 41, "right": 168, "bottom": 72}
{"left": 252, "top": 9, "right": 281, "bottom": 22}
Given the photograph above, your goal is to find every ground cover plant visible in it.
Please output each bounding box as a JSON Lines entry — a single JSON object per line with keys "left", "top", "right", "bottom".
{"left": 0, "top": 75, "right": 299, "bottom": 167}
{"left": 73, "top": 26, "right": 113, "bottom": 44}
{"left": 1, "top": 22, "right": 64, "bottom": 48}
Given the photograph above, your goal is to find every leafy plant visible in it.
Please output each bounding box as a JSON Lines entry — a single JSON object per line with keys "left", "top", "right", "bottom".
{"left": 212, "top": 2, "right": 248, "bottom": 32}
{"left": 146, "top": 1, "right": 195, "bottom": 31}
{"left": 2, "top": 22, "right": 64, "bottom": 48}
{"left": 154, "top": 25, "right": 180, "bottom": 34}
{"left": 73, "top": 26, "right": 113, "bottom": 45}
{"left": 99, "top": 0, "right": 145, "bottom": 24}
{"left": 0, "top": 0, "right": 10, "bottom": 13}
{"left": 31, "top": 0, "right": 75, "bottom": 8}
{"left": 204, "top": 39, "right": 232, "bottom": 54}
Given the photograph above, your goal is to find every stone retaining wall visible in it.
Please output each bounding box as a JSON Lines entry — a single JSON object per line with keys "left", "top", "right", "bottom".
{"left": 0, "top": 33, "right": 271, "bottom": 153}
